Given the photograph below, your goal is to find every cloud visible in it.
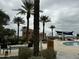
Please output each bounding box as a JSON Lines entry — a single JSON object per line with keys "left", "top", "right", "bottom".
{"left": 1, "top": 0, "right": 79, "bottom": 36}
{"left": 40, "top": 0, "right": 79, "bottom": 36}
{"left": 55, "top": 8, "right": 79, "bottom": 29}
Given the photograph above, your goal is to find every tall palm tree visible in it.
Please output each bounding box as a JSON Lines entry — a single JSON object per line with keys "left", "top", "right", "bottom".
{"left": 33, "top": 0, "right": 40, "bottom": 56}
{"left": 50, "top": 25, "right": 55, "bottom": 38}
{"left": 40, "top": 15, "right": 50, "bottom": 40}
{"left": 15, "top": 0, "right": 34, "bottom": 41}
{"left": 13, "top": 17, "right": 25, "bottom": 40}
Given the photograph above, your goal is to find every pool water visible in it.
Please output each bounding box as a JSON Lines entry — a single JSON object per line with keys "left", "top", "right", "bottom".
{"left": 63, "top": 41, "right": 79, "bottom": 46}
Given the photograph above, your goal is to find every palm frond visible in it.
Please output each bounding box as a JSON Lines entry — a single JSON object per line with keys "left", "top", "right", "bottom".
{"left": 21, "top": 5, "right": 27, "bottom": 10}
{"left": 13, "top": 0, "right": 34, "bottom": 16}
{"left": 39, "top": 10, "right": 43, "bottom": 13}
{"left": 45, "top": 19, "right": 51, "bottom": 22}
{"left": 17, "top": 9, "right": 26, "bottom": 15}
{"left": 50, "top": 25, "right": 55, "bottom": 29}
{"left": 13, "top": 17, "right": 25, "bottom": 24}
{"left": 40, "top": 15, "right": 51, "bottom": 22}
{"left": 22, "top": 0, "right": 34, "bottom": 11}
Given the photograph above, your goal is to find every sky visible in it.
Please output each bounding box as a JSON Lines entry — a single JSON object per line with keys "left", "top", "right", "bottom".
{"left": 0, "top": 0, "right": 79, "bottom": 36}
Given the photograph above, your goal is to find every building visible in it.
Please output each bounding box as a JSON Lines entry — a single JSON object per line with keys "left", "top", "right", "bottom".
{"left": 22, "top": 27, "right": 33, "bottom": 40}
{"left": 39, "top": 32, "right": 46, "bottom": 40}
{"left": 22, "top": 26, "right": 47, "bottom": 41}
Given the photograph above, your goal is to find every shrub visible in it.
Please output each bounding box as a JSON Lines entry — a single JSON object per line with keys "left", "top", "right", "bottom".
{"left": 28, "top": 56, "right": 45, "bottom": 59}
{"left": 41, "top": 49, "right": 57, "bottom": 59}
{"left": 18, "top": 47, "right": 33, "bottom": 59}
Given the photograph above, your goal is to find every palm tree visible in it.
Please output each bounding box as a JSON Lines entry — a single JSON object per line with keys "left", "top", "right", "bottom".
{"left": 40, "top": 15, "right": 50, "bottom": 40}
{"left": 13, "top": 17, "right": 25, "bottom": 40}
{"left": 33, "top": 0, "right": 40, "bottom": 56}
{"left": 15, "top": 0, "right": 34, "bottom": 41}
{"left": 50, "top": 25, "right": 55, "bottom": 38}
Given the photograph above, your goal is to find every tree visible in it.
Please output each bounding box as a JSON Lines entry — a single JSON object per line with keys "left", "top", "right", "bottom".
{"left": 15, "top": 0, "right": 34, "bottom": 41}
{"left": 0, "top": 27, "right": 4, "bottom": 42}
{"left": 3, "top": 28, "right": 16, "bottom": 40}
{"left": 4, "top": 28, "right": 16, "bottom": 45}
{"left": 0, "top": 9, "right": 10, "bottom": 42}
{"left": 13, "top": 17, "right": 25, "bottom": 40}
{"left": 0, "top": 9, "right": 10, "bottom": 25}
{"left": 4, "top": 28, "right": 16, "bottom": 37}
{"left": 40, "top": 15, "right": 50, "bottom": 40}
{"left": 33, "top": 0, "right": 40, "bottom": 56}
{"left": 9, "top": 29, "right": 16, "bottom": 36}
{"left": 50, "top": 25, "right": 55, "bottom": 38}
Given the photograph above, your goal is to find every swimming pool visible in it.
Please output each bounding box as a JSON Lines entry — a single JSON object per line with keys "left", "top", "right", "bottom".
{"left": 63, "top": 41, "right": 79, "bottom": 46}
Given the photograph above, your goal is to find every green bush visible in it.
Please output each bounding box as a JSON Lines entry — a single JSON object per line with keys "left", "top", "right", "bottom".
{"left": 28, "top": 56, "right": 45, "bottom": 59}
{"left": 41, "top": 49, "right": 57, "bottom": 59}
{"left": 18, "top": 47, "right": 33, "bottom": 59}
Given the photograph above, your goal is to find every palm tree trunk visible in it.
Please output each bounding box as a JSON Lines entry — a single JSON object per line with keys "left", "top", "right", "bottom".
{"left": 52, "top": 29, "right": 53, "bottom": 38}
{"left": 26, "top": 18, "right": 29, "bottom": 41}
{"left": 17, "top": 23, "right": 19, "bottom": 40}
{"left": 26, "top": 13, "right": 30, "bottom": 42}
{"left": 43, "top": 22, "right": 45, "bottom": 40}
{"left": 34, "top": 0, "right": 40, "bottom": 56}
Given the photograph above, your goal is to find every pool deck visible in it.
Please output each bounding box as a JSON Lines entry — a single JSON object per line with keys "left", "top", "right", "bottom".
{"left": 0, "top": 40, "right": 79, "bottom": 59}
{"left": 42, "top": 40, "right": 79, "bottom": 59}
{"left": 54, "top": 40, "right": 79, "bottom": 54}
{"left": 54, "top": 40, "right": 79, "bottom": 59}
